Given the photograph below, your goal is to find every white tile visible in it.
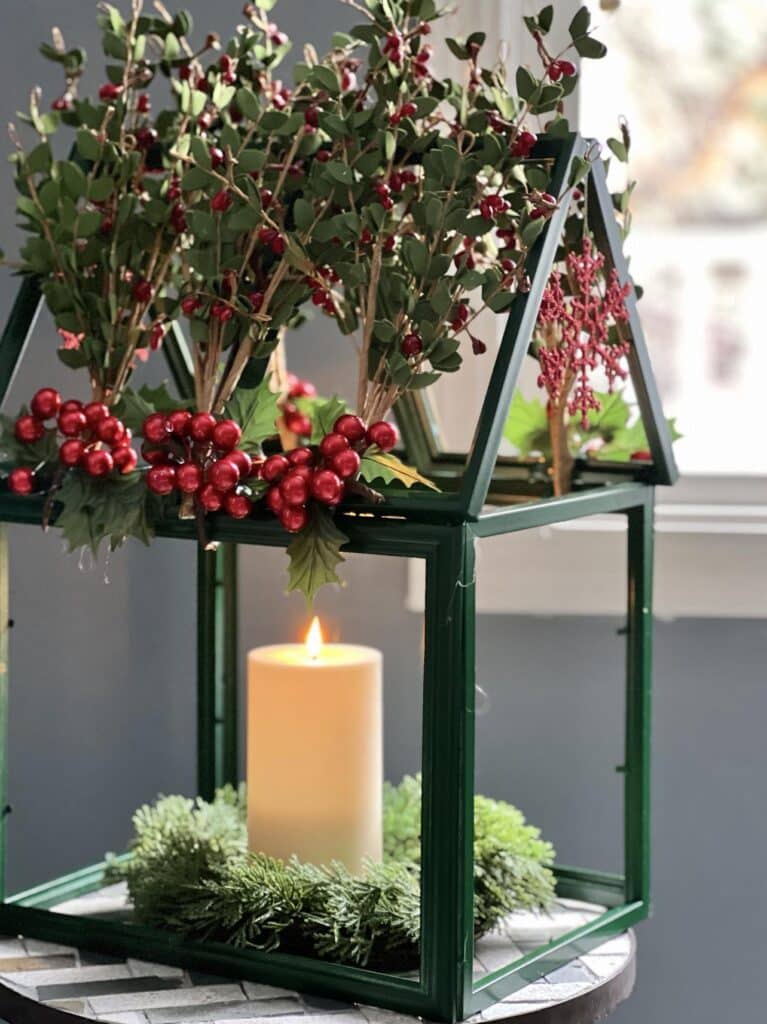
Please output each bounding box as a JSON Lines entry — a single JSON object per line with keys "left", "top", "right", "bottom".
{"left": 242, "top": 982, "right": 300, "bottom": 1001}
{"left": 148, "top": 997, "right": 302, "bottom": 1023}
{"left": 580, "top": 954, "right": 627, "bottom": 980}
{"left": 0, "top": 939, "right": 25, "bottom": 957}
{"left": 100, "top": 1014, "right": 148, "bottom": 1024}
{"left": 128, "top": 960, "right": 185, "bottom": 980}
{"left": 214, "top": 1015, "right": 360, "bottom": 1024}
{"left": 498, "top": 1004, "right": 548, "bottom": 1017}
{"left": 587, "top": 935, "right": 632, "bottom": 957}
{"left": 90, "top": 983, "right": 246, "bottom": 1014}
{"left": 359, "top": 1006, "right": 416, "bottom": 1024}
{"left": 0, "top": 963, "right": 133, "bottom": 987}
{"left": 474, "top": 931, "right": 524, "bottom": 974}
{"left": 24, "top": 939, "right": 78, "bottom": 957}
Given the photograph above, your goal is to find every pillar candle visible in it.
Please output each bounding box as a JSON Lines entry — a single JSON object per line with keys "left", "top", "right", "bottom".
{"left": 247, "top": 619, "right": 382, "bottom": 874}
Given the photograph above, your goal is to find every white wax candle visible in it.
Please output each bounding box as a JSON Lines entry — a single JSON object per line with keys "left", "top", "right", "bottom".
{"left": 247, "top": 623, "right": 382, "bottom": 874}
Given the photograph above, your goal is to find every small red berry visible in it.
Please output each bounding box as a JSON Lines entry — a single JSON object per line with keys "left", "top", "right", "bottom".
{"left": 208, "top": 458, "right": 240, "bottom": 492}
{"left": 211, "top": 301, "right": 234, "bottom": 322}
{"left": 137, "top": 93, "right": 151, "bottom": 113}
{"left": 96, "top": 416, "right": 127, "bottom": 446}
{"left": 83, "top": 449, "right": 114, "bottom": 478}
{"left": 84, "top": 401, "right": 109, "bottom": 426}
{"left": 15, "top": 415, "right": 45, "bottom": 444}
{"left": 99, "top": 82, "right": 123, "bottom": 102}
{"left": 287, "top": 446, "right": 314, "bottom": 467}
{"left": 176, "top": 462, "right": 203, "bottom": 494}
{"left": 56, "top": 409, "right": 87, "bottom": 438}
{"left": 133, "top": 279, "right": 153, "bottom": 304}
{"left": 333, "top": 414, "right": 367, "bottom": 445}
{"left": 280, "top": 470, "right": 310, "bottom": 507}
{"left": 181, "top": 294, "right": 202, "bottom": 316}
{"left": 262, "top": 454, "right": 291, "bottom": 482}
{"left": 146, "top": 463, "right": 177, "bottom": 494}
{"left": 265, "top": 485, "right": 284, "bottom": 513}
{"left": 52, "top": 95, "right": 72, "bottom": 112}
{"left": 209, "top": 146, "right": 225, "bottom": 169}
{"left": 288, "top": 377, "right": 317, "bottom": 400}
{"left": 559, "top": 60, "right": 576, "bottom": 77}
{"left": 259, "top": 188, "right": 273, "bottom": 209}
{"left": 630, "top": 450, "right": 653, "bottom": 462}
{"left": 197, "top": 482, "right": 225, "bottom": 512}
{"left": 249, "top": 291, "right": 264, "bottom": 311}
{"left": 366, "top": 421, "right": 397, "bottom": 452}
{"left": 141, "top": 443, "right": 169, "bottom": 466}
{"left": 304, "top": 105, "right": 320, "bottom": 128}
{"left": 210, "top": 189, "right": 233, "bottom": 213}
{"left": 227, "top": 449, "right": 252, "bottom": 477}
{"left": 189, "top": 412, "right": 217, "bottom": 443}
{"left": 30, "top": 387, "right": 61, "bottom": 421}
{"left": 212, "top": 419, "right": 242, "bottom": 451}
{"left": 224, "top": 492, "right": 253, "bottom": 519}
{"left": 319, "top": 432, "right": 350, "bottom": 459}
{"left": 60, "top": 399, "right": 84, "bottom": 416}
{"left": 143, "top": 412, "right": 169, "bottom": 444}
{"left": 59, "top": 438, "right": 86, "bottom": 467}
{"left": 285, "top": 411, "right": 312, "bottom": 437}
{"left": 331, "top": 448, "right": 361, "bottom": 480}
{"left": 311, "top": 468, "right": 343, "bottom": 505}
{"left": 166, "top": 409, "right": 193, "bottom": 437}
{"left": 113, "top": 446, "right": 138, "bottom": 474}
{"left": 401, "top": 333, "right": 423, "bottom": 358}
{"left": 8, "top": 466, "right": 35, "bottom": 494}
{"left": 279, "top": 504, "right": 309, "bottom": 533}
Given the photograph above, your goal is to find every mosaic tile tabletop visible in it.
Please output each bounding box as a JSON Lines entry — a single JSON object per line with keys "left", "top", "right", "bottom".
{"left": 0, "top": 885, "right": 633, "bottom": 1023}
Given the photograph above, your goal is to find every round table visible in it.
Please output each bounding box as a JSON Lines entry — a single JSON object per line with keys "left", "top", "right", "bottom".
{"left": 0, "top": 887, "right": 635, "bottom": 1024}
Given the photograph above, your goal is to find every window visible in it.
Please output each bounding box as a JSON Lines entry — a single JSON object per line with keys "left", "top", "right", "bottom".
{"left": 410, "top": 0, "right": 767, "bottom": 618}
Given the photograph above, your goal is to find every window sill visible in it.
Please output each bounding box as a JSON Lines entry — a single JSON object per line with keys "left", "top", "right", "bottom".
{"left": 407, "top": 475, "right": 767, "bottom": 619}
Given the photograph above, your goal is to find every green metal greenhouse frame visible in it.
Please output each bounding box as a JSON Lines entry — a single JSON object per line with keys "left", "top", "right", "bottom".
{"left": 0, "top": 133, "right": 677, "bottom": 1022}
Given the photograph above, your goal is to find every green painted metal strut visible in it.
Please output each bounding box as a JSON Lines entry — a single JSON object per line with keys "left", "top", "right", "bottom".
{"left": 196, "top": 543, "right": 239, "bottom": 799}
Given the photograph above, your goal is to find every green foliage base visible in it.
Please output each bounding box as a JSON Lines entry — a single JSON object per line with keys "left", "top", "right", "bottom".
{"left": 107, "top": 775, "right": 555, "bottom": 971}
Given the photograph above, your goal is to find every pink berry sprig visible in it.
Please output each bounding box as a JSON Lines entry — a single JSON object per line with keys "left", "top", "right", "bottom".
{"left": 140, "top": 410, "right": 260, "bottom": 521}
{"left": 261, "top": 414, "right": 398, "bottom": 534}
{"left": 281, "top": 375, "right": 317, "bottom": 440}
{"left": 7, "top": 387, "right": 137, "bottom": 494}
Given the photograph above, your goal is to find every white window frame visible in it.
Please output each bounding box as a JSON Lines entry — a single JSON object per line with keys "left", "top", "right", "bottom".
{"left": 408, "top": 0, "right": 767, "bottom": 619}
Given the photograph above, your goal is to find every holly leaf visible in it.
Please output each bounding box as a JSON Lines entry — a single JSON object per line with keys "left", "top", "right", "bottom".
{"left": 503, "top": 392, "right": 551, "bottom": 458}
{"left": 224, "top": 377, "right": 280, "bottom": 452}
{"left": 115, "top": 383, "right": 191, "bottom": 434}
{"left": 56, "top": 471, "right": 155, "bottom": 555}
{"left": 294, "top": 395, "right": 347, "bottom": 444}
{"left": 0, "top": 412, "right": 59, "bottom": 469}
{"left": 286, "top": 507, "right": 348, "bottom": 604}
{"left": 359, "top": 449, "right": 439, "bottom": 490}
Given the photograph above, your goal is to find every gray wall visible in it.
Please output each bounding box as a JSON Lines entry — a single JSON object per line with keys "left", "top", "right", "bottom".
{"left": 1, "top": 3, "right": 764, "bottom": 1022}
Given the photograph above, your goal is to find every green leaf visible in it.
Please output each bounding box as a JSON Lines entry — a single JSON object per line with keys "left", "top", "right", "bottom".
{"left": 61, "top": 161, "right": 88, "bottom": 198}
{"left": 538, "top": 5, "right": 554, "bottom": 33}
{"left": 224, "top": 377, "right": 280, "bottom": 451}
{"left": 607, "top": 137, "right": 628, "bottom": 162}
{"left": 569, "top": 6, "right": 591, "bottom": 39}
{"left": 503, "top": 391, "right": 551, "bottom": 458}
{"left": 515, "top": 66, "right": 537, "bottom": 101}
{"left": 359, "top": 449, "right": 439, "bottom": 491}
{"left": 574, "top": 35, "right": 607, "bottom": 59}
{"left": 114, "top": 383, "right": 190, "bottom": 434}
{"left": 286, "top": 507, "right": 348, "bottom": 604}
{"left": 76, "top": 129, "right": 102, "bottom": 162}
{"left": 324, "top": 160, "right": 354, "bottom": 186}
{"left": 293, "top": 197, "right": 314, "bottom": 232}
{"left": 311, "top": 65, "right": 340, "bottom": 95}
{"left": 295, "top": 395, "right": 347, "bottom": 444}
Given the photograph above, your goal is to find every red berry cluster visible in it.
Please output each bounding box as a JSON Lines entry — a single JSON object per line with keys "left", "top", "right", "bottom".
{"left": 261, "top": 415, "right": 398, "bottom": 534}
{"left": 511, "top": 130, "right": 537, "bottom": 159}
{"left": 282, "top": 375, "right": 317, "bottom": 439}
{"left": 478, "top": 193, "right": 509, "bottom": 222}
{"left": 141, "top": 411, "right": 258, "bottom": 519}
{"left": 547, "top": 60, "right": 576, "bottom": 82}
{"left": 7, "top": 388, "right": 137, "bottom": 495}
{"left": 306, "top": 266, "right": 340, "bottom": 315}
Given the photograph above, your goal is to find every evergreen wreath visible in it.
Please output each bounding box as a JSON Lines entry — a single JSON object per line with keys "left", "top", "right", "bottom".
{"left": 106, "top": 775, "right": 556, "bottom": 970}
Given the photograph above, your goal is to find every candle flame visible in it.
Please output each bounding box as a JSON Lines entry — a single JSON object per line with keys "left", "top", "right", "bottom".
{"left": 306, "top": 616, "right": 323, "bottom": 660}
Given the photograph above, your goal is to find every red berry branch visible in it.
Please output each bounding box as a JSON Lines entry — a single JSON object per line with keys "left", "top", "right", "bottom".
{"left": 535, "top": 238, "right": 631, "bottom": 495}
